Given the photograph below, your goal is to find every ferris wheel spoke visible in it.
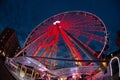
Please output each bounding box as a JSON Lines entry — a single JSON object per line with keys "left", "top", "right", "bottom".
{"left": 41, "top": 33, "right": 59, "bottom": 48}
{"left": 85, "top": 39, "right": 92, "bottom": 45}
{"left": 38, "top": 45, "right": 58, "bottom": 61}
{"left": 69, "top": 26, "right": 105, "bottom": 33}
{"left": 60, "top": 29, "right": 83, "bottom": 62}
{"left": 40, "top": 48, "right": 49, "bottom": 57}
{"left": 64, "top": 30, "right": 99, "bottom": 57}
{"left": 60, "top": 14, "right": 66, "bottom": 22}
{"left": 79, "top": 26, "right": 105, "bottom": 32}
{"left": 71, "top": 17, "right": 101, "bottom": 26}
{"left": 31, "top": 30, "right": 55, "bottom": 56}
{"left": 15, "top": 30, "right": 51, "bottom": 57}
{"left": 83, "top": 43, "right": 98, "bottom": 56}
{"left": 83, "top": 28, "right": 104, "bottom": 32}
{"left": 32, "top": 46, "right": 42, "bottom": 56}
{"left": 26, "top": 26, "right": 53, "bottom": 45}
{"left": 78, "top": 31, "right": 105, "bottom": 44}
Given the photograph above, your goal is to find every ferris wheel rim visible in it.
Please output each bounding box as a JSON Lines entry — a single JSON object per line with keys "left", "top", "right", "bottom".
{"left": 24, "top": 10, "right": 108, "bottom": 58}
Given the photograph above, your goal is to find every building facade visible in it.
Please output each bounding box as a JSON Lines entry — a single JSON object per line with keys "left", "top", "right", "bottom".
{"left": 0, "top": 28, "right": 21, "bottom": 61}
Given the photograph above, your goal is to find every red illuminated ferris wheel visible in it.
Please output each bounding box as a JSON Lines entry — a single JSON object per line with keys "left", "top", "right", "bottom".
{"left": 16, "top": 11, "right": 108, "bottom": 65}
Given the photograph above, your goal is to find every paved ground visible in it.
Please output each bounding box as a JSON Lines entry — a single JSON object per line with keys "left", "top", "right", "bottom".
{"left": 0, "top": 60, "right": 16, "bottom": 80}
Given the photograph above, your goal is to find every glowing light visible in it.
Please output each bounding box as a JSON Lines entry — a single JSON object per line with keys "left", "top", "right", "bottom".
{"left": 53, "top": 21, "right": 61, "bottom": 25}
{"left": 2, "top": 51, "right": 5, "bottom": 56}
{"left": 59, "top": 77, "right": 66, "bottom": 80}
{"left": 70, "top": 67, "right": 78, "bottom": 72}
{"left": 72, "top": 74, "right": 76, "bottom": 79}
{"left": 39, "top": 64, "right": 42, "bottom": 67}
{"left": 39, "top": 68, "right": 44, "bottom": 71}
{"left": 111, "top": 54, "right": 113, "bottom": 57}
{"left": 102, "top": 62, "right": 107, "bottom": 68}
{"left": 20, "top": 69, "right": 26, "bottom": 78}
{"left": 26, "top": 60, "right": 31, "bottom": 64}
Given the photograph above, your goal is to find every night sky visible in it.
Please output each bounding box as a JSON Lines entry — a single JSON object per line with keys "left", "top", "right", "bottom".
{"left": 0, "top": 0, "right": 120, "bottom": 54}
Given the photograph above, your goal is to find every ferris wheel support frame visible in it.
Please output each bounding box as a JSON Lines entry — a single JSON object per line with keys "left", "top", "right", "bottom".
{"left": 63, "top": 29, "right": 105, "bottom": 72}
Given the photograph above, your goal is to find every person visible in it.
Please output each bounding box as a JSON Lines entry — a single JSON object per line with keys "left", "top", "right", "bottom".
{"left": 42, "top": 72, "right": 50, "bottom": 80}
{"left": 66, "top": 76, "right": 74, "bottom": 80}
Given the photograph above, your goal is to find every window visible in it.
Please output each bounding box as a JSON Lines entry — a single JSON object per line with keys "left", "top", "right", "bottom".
{"left": 0, "top": 39, "right": 3, "bottom": 42}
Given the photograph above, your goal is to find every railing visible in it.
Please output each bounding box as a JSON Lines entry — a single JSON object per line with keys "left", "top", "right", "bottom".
{"left": 28, "top": 56, "right": 108, "bottom": 70}
{"left": 5, "top": 57, "right": 110, "bottom": 80}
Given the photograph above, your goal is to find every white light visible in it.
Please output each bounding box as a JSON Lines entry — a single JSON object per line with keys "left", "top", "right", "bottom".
{"left": 53, "top": 21, "right": 61, "bottom": 25}
{"left": 72, "top": 74, "right": 76, "bottom": 79}
{"left": 20, "top": 70, "right": 25, "bottom": 78}
{"left": 26, "top": 60, "right": 31, "bottom": 64}
{"left": 39, "top": 64, "right": 42, "bottom": 67}
{"left": 70, "top": 67, "right": 78, "bottom": 72}
{"left": 39, "top": 68, "right": 44, "bottom": 71}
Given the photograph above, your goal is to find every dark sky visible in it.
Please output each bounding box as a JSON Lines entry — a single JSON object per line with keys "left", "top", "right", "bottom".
{"left": 0, "top": 0, "right": 120, "bottom": 53}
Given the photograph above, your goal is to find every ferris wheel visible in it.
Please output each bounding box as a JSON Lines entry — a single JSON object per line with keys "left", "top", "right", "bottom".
{"left": 16, "top": 11, "right": 108, "bottom": 66}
